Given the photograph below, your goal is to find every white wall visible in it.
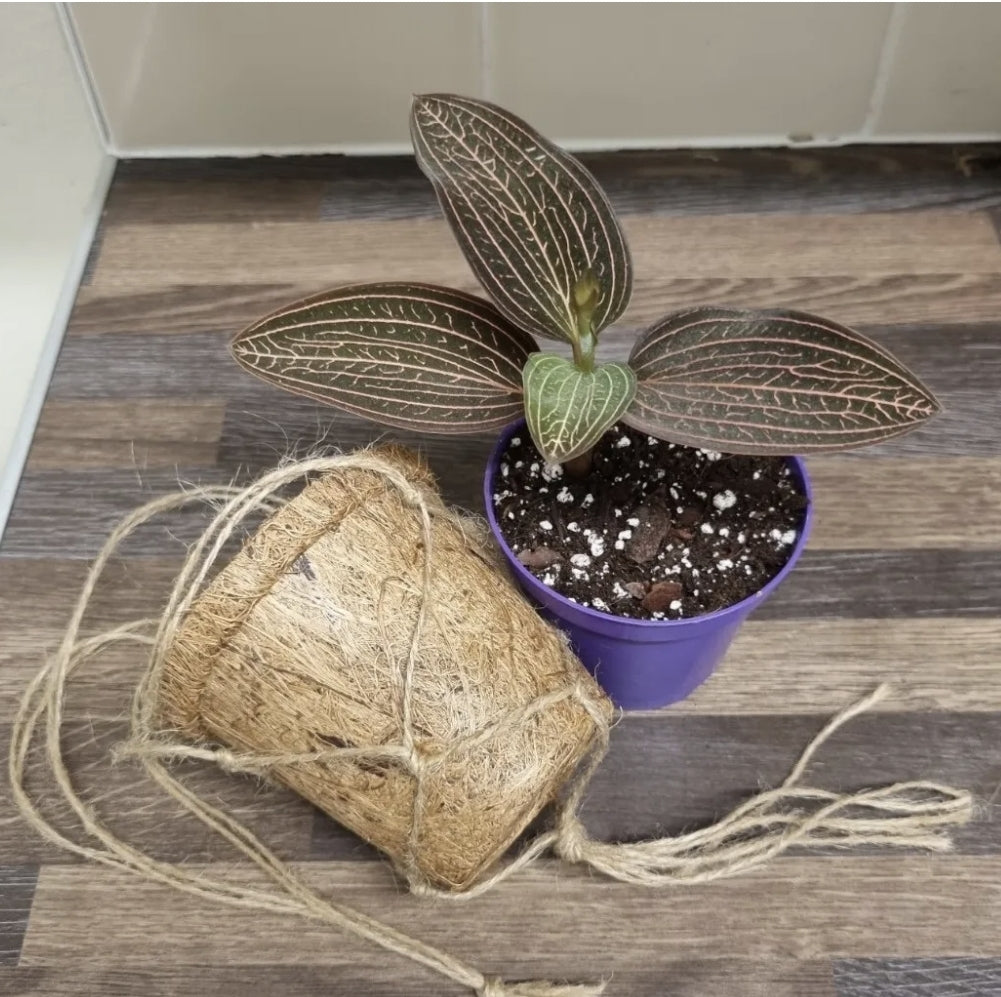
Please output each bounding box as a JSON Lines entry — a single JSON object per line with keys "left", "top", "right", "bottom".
{"left": 0, "top": 3, "right": 112, "bottom": 536}
{"left": 72, "top": 1, "right": 1001, "bottom": 156}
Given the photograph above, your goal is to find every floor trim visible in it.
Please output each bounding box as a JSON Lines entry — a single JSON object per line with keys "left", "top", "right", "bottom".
{"left": 0, "top": 156, "right": 115, "bottom": 541}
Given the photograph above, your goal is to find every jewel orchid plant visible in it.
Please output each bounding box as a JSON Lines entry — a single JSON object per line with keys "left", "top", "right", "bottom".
{"left": 231, "top": 94, "right": 939, "bottom": 473}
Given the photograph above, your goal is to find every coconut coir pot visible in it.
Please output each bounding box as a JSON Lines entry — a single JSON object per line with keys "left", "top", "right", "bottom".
{"left": 158, "top": 447, "right": 612, "bottom": 891}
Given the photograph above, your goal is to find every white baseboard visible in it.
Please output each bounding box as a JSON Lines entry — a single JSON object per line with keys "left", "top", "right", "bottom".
{"left": 0, "top": 3, "right": 113, "bottom": 542}
{"left": 112, "top": 130, "right": 1001, "bottom": 160}
{"left": 0, "top": 157, "right": 115, "bottom": 542}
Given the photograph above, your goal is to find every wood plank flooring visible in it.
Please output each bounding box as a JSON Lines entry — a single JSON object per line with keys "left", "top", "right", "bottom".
{"left": 2, "top": 145, "right": 1001, "bottom": 996}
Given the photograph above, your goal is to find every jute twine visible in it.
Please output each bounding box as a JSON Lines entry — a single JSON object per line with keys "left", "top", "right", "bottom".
{"left": 9, "top": 449, "right": 974, "bottom": 996}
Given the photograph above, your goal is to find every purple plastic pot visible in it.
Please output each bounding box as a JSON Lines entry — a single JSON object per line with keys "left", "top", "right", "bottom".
{"left": 483, "top": 420, "right": 813, "bottom": 710}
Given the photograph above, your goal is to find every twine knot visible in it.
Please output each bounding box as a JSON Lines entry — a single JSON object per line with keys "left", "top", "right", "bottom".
{"left": 403, "top": 740, "right": 447, "bottom": 777}
{"left": 571, "top": 680, "right": 615, "bottom": 733}
{"left": 554, "top": 816, "right": 589, "bottom": 865}
{"left": 479, "top": 976, "right": 508, "bottom": 997}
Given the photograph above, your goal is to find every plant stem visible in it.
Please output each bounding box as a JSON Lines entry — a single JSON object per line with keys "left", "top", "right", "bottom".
{"left": 570, "top": 268, "right": 600, "bottom": 373}
{"left": 571, "top": 328, "right": 596, "bottom": 373}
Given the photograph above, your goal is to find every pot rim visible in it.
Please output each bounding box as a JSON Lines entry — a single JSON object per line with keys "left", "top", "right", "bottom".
{"left": 482, "top": 418, "right": 814, "bottom": 631}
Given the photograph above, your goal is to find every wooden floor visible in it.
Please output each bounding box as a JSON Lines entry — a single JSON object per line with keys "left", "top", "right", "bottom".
{"left": 3, "top": 146, "right": 1001, "bottom": 996}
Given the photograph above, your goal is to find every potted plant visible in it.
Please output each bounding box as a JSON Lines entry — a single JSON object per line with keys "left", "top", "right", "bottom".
{"left": 230, "top": 94, "right": 938, "bottom": 709}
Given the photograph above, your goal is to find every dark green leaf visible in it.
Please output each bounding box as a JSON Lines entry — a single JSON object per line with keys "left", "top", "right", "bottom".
{"left": 624, "top": 306, "right": 940, "bottom": 454}
{"left": 523, "top": 354, "right": 636, "bottom": 463}
{"left": 231, "top": 282, "right": 537, "bottom": 434}
{"left": 411, "top": 93, "right": 632, "bottom": 344}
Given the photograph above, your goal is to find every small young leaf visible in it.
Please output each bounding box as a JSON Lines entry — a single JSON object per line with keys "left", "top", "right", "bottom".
{"left": 411, "top": 93, "right": 632, "bottom": 345}
{"left": 231, "top": 283, "right": 537, "bottom": 434}
{"left": 624, "top": 306, "right": 940, "bottom": 454}
{"left": 523, "top": 354, "right": 637, "bottom": 463}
